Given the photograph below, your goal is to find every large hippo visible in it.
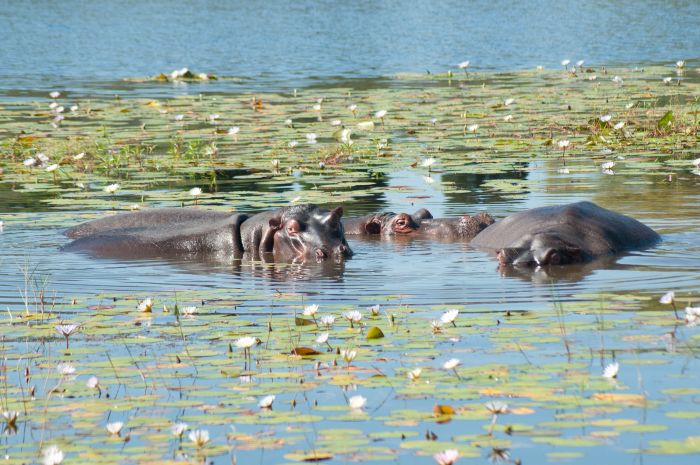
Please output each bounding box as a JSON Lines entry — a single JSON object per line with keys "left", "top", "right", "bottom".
{"left": 63, "top": 204, "right": 352, "bottom": 262}
{"left": 470, "top": 201, "right": 660, "bottom": 267}
{"left": 344, "top": 208, "right": 494, "bottom": 241}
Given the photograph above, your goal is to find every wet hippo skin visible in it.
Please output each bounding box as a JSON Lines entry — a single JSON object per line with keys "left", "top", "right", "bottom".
{"left": 344, "top": 208, "right": 494, "bottom": 241}
{"left": 470, "top": 201, "right": 660, "bottom": 267}
{"left": 63, "top": 204, "right": 352, "bottom": 262}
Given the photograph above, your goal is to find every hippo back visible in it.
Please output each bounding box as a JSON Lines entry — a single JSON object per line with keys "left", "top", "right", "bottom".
{"left": 471, "top": 201, "right": 660, "bottom": 256}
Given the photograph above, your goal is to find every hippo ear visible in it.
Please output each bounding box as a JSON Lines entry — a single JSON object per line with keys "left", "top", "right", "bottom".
{"left": 364, "top": 219, "right": 382, "bottom": 235}
{"left": 268, "top": 217, "right": 282, "bottom": 230}
{"left": 325, "top": 207, "right": 343, "bottom": 224}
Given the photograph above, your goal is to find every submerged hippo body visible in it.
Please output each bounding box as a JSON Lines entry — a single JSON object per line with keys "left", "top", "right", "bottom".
{"left": 63, "top": 204, "right": 352, "bottom": 262}
{"left": 344, "top": 208, "right": 494, "bottom": 241}
{"left": 470, "top": 201, "right": 660, "bottom": 267}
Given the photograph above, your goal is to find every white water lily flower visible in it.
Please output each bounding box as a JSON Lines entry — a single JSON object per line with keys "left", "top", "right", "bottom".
{"left": 284, "top": 118, "right": 293, "bottom": 127}
{"left": 343, "top": 310, "right": 362, "bottom": 324}
{"left": 305, "top": 133, "right": 317, "bottom": 144}
{"left": 423, "top": 176, "right": 435, "bottom": 184}
{"left": 443, "top": 358, "right": 461, "bottom": 370}
{"left": 137, "top": 298, "right": 154, "bottom": 312}
{"left": 43, "top": 445, "right": 64, "bottom": 465}
{"left": 422, "top": 157, "right": 436, "bottom": 168}
{"left": 341, "top": 349, "right": 357, "bottom": 363}
{"left": 87, "top": 376, "right": 99, "bottom": 389}
{"left": 576, "top": 60, "right": 585, "bottom": 67}
{"left": 348, "top": 103, "right": 358, "bottom": 112}
{"left": 36, "top": 153, "right": 49, "bottom": 163}
{"left": 603, "top": 362, "right": 619, "bottom": 379}
{"left": 348, "top": 395, "right": 367, "bottom": 410}
{"left": 561, "top": 59, "right": 571, "bottom": 67}
{"left": 659, "top": 291, "right": 675, "bottom": 305}
{"left": 228, "top": 126, "right": 240, "bottom": 135}
{"left": 601, "top": 161, "right": 615, "bottom": 170}
{"left": 368, "top": 305, "right": 380, "bottom": 316}
{"left": 303, "top": 304, "right": 319, "bottom": 316}
{"left": 55, "top": 324, "right": 79, "bottom": 337}
{"left": 72, "top": 152, "right": 85, "bottom": 161}
{"left": 271, "top": 159, "right": 280, "bottom": 168}
{"left": 408, "top": 368, "right": 422, "bottom": 381}
{"left": 106, "top": 421, "right": 124, "bottom": 435}
{"left": 57, "top": 363, "right": 76, "bottom": 375}
{"left": 174, "top": 114, "right": 184, "bottom": 121}
{"left": 612, "top": 75, "right": 624, "bottom": 84}
{"left": 49, "top": 91, "right": 61, "bottom": 99}
{"left": 320, "top": 315, "right": 335, "bottom": 327}
{"left": 258, "top": 395, "right": 275, "bottom": 408}
{"left": 503, "top": 114, "right": 513, "bottom": 122}
{"left": 330, "top": 119, "right": 342, "bottom": 126}
{"left": 288, "top": 140, "right": 298, "bottom": 149}
{"left": 182, "top": 305, "right": 197, "bottom": 316}
{"left": 70, "top": 105, "right": 78, "bottom": 112}
{"left": 599, "top": 114, "right": 612, "bottom": 123}
{"left": 45, "top": 164, "right": 58, "bottom": 172}
{"left": 613, "top": 121, "right": 625, "bottom": 130}
{"left": 188, "top": 429, "right": 210, "bottom": 447}
{"left": 339, "top": 128, "right": 352, "bottom": 144}
{"left": 103, "top": 183, "right": 120, "bottom": 194}
{"left": 208, "top": 114, "right": 220, "bottom": 122}
{"left": 431, "top": 320, "right": 442, "bottom": 332}
{"left": 663, "top": 76, "right": 673, "bottom": 84}
{"left": 312, "top": 103, "right": 322, "bottom": 111}
{"left": 588, "top": 75, "right": 597, "bottom": 81}
{"left": 485, "top": 401, "right": 509, "bottom": 414}
{"left": 171, "top": 422, "right": 188, "bottom": 437}
{"left": 458, "top": 61, "right": 470, "bottom": 69}
{"left": 49, "top": 102, "right": 58, "bottom": 110}
{"left": 316, "top": 332, "right": 329, "bottom": 344}
{"left": 23, "top": 157, "right": 37, "bottom": 167}
{"left": 54, "top": 106, "right": 64, "bottom": 113}
{"left": 676, "top": 60, "right": 685, "bottom": 69}
{"left": 235, "top": 336, "right": 257, "bottom": 349}
{"left": 684, "top": 306, "right": 700, "bottom": 326}
{"left": 3, "top": 411, "right": 18, "bottom": 425}
{"left": 188, "top": 187, "right": 202, "bottom": 198}
{"left": 466, "top": 124, "right": 479, "bottom": 133}
{"left": 374, "top": 109, "right": 387, "bottom": 119}
{"left": 433, "top": 448, "right": 459, "bottom": 465}
{"left": 504, "top": 98, "right": 515, "bottom": 106}
{"left": 557, "top": 140, "right": 570, "bottom": 149}
{"left": 440, "top": 309, "right": 459, "bottom": 325}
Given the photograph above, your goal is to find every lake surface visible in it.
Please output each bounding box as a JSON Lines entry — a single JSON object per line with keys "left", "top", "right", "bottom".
{"left": 1, "top": 1, "right": 700, "bottom": 464}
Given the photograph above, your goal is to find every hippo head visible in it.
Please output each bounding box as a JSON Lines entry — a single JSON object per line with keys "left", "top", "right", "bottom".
{"left": 269, "top": 205, "right": 353, "bottom": 262}
{"left": 363, "top": 209, "right": 432, "bottom": 235}
{"left": 496, "top": 234, "right": 588, "bottom": 268}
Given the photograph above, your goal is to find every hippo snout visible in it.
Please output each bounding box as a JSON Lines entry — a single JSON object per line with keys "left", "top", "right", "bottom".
{"left": 336, "top": 244, "right": 353, "bottom": 257}
{"left": 315, "top": 248, "right": 329, "bottom": 260}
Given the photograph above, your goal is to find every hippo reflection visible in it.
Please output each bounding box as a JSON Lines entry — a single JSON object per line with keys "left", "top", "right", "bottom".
{"left": 344, "top": 208, "right": 494, "bottom": 241}
{"left": 470, "top": 201, "right": 660, "bottom": 268}
{"left": 64, "top": 204, "right": 352, "bottom": 263}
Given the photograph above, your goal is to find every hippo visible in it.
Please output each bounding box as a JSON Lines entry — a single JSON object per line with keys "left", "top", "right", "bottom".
{"left": 63, "top": 204, "right": 353, "bottom": 263}
{"left": 344, "top": 208, "right": 494, "bottom": 241}
{"left": 470, "top": 201, "right": 660, "bottom": 267}
{"left": 343, "top": 209, "right": 433, "bottom": 236}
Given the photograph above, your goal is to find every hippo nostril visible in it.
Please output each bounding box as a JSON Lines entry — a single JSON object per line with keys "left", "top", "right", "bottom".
{"left": 336, "top": 244, "right": 353, "bottom": 257}
{"left": 315, "top": 248, "right": 328, "bottom": 259}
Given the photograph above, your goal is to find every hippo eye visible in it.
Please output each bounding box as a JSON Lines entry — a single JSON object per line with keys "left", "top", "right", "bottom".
{"left": 286, "top": 220, "right": 301, "bottom": 235}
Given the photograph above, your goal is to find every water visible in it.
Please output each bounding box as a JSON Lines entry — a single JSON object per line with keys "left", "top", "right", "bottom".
{"left": 1, "top": 0, "right": 699, "bottom": 97}
{"left": 2, "top": 2, "right": 700, "bottom": 463}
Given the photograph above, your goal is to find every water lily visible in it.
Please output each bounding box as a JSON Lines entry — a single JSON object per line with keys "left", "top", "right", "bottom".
{"left": 182, "top": 305, "right": 197, "bottom": 317}
{"left": 503, "top": 114, "right": 513, "bottom": 122}
{"left": 612, "top": 75, "right": 624, "bottom": 84}
{"left": 576, "top": 60, "right": 585, "bottom": 67}
{"left": 23, "top": 157, "right": 36, "bottom": 167}
{"left": 57, "top": 363, "right": 76, "bottom": 376}
{"left": 3, "top": 411, "right": 18, "bottom": 428}
{"left": 49, "top": 91, "right": 61, "bottom": 99}
{"left": 676, "top": 60, "right": 685, "bottom": 69}
{"left": 685, "top": 306, "right": 700, "bottom": 326}
{"left": 440, "top": 309, "right": 459, "bottom": 326}
{"left": 603, "top": 362, "right": 619, "bottom": 379}
{"left": 422, "top": 157, "right": 436, "bottom": 169}
{"left": 86, "top": 375, "right": 102, "bottom": 396}
{"left": 407, "top": 368, "right": 422, "bottom": 381}
{"left": 70, "top": 105, "right": 78, "bottom": 112}
{"left": 660, "top": 291, "right": 679, "bottom": 319}
{"left": 43, "top": 445, "right": 64, "bottom": 465}
{"left": 443, "top": 358, "right": 460, "bottom": 370}
{"left": 374, "top": 109, "right": 387, "bottom": 119}
{"left": 431, "top": 320, "right": 442, "bottom": 333}
{"left": 106, "top": 421, "right": 124, "bottom": 436}
{"left": 303, "top": 304, "right": 319, "bottom": 316}
{"left": 434, "top": 449, "right": 459, "bottom": 465}
{"left": 663, "top": 76, "right": 673, "bottom": 84}
{"left": 49, "top": 102, "right": 58, "bottom": 110}
{"left": 458, "top": 60, "right": 470, "bottom": 69}
{"left": 614, "top": 121, "right": 625, "bottom": 130}
{"left": 316, "top": 332, "right": 329, "bottom": 345}
{"left": 339, "top": 128, "right": 353, "bottom": 145}
{"left": 73, "top": 152, "right": 85, "bottom": 161}
{"left": 341, "top": 348, "right": 357, "bottom": 366}
{"left": 504, "top": 98, "right": 514, "bottom": 106}
{"left": 601, "top": 161, "right": 615, "bottom": 170}
{"left": 228, "top": 126, "right": 240, "bottom": 136}
{"left": 171, "top": 422, "right": 188, "bottom": 437}
{"left": 284, "top": 118, "right": 293, "bottom": 127}
{"left": 104, "top": 183, "right": 120, "bottom": 195}
{"left": 305, "top": 133, "right": 317, "bottom": 144}
{"left": 561, "top": 59, "right": 571, "bottom": 68}
{"left": 342, "top": 310, "right": 362, "bottom": 328}
{"left": 258, "top": 395, "right": 275, "bottom": 409}
{"left": 348, "top": 395, "right": 367, "bottom": 410}
{"left": 348, "top": 104, "right": 358, "bottom": 116}
{"left": 693, "top": 158, "right": 700, "bottom": 168}
{"left": 55, "top": 324, "right": 79, "bottom": 349}
{"left": 485, "top": 400, "right": 509, "bottom": 414}
{"left": 466, "top": 124, "right": 479, "bottom": 134}
{"left": 320, "top": 315, "right": 335, "bottom": 327}
{"left": 599, "top": 114, "right": 612, "bottom": 123}
{"left": 208, "top": 113, "right": 220, "bottom": 122}
{"left": 188, "top": 429, "right": 210, "bottom": 448}
{"left": 235, "top": 336, "right": 257, "bottom": 349}
{"left": 368, "top": 305, "right": 380, "bottom": 316}
{"left": 175, "top": 114, "right": 184, "bottom": 121}
{"left": 288, "top": 140, "right": 298, "bottom": 149}
{"left": 330, "top": 119, "right": 342, "bottom": 126}
{"left": 271, "top": 159, "right": 280, "bottom": 169}
{"left": 45, "top": 164, "right": 58, "bottom": 172}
